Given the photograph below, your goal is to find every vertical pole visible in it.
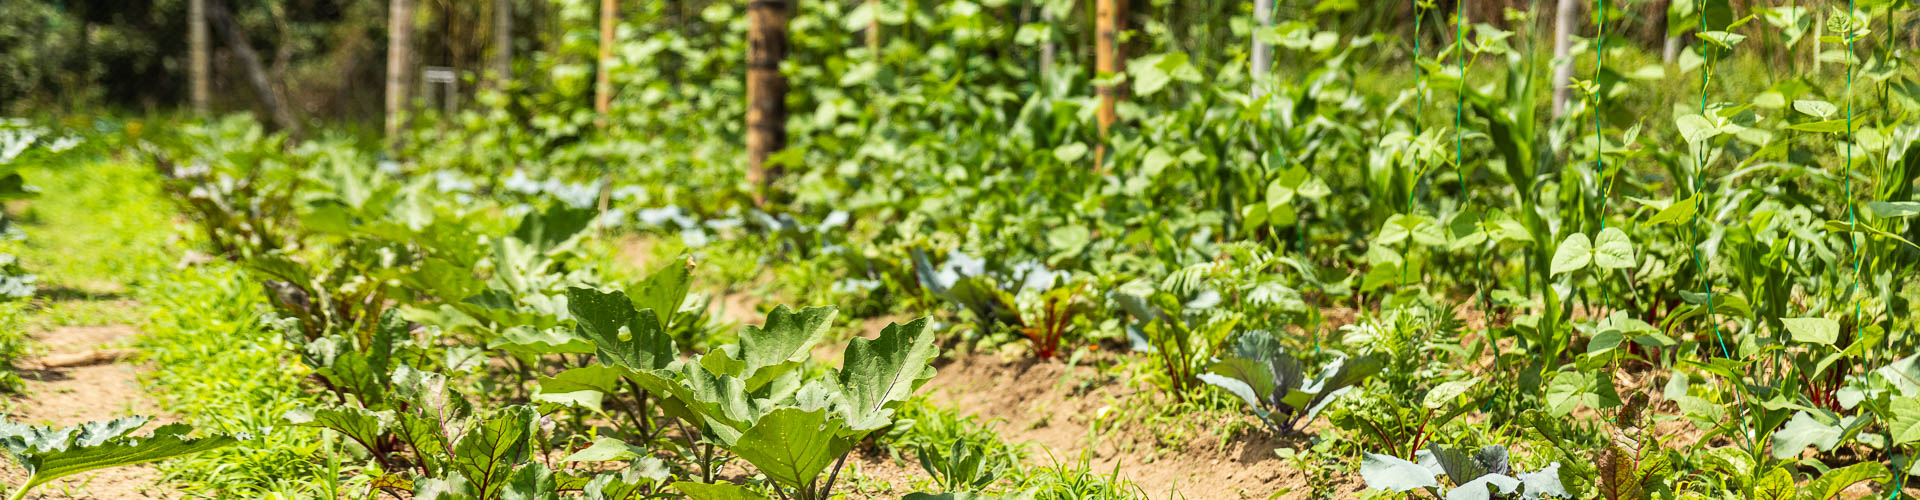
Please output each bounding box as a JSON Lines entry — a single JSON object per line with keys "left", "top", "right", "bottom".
{"left": 595, "top": 0, "right": 616, "bottom": 122}
{"left": 386, "top": 0, "right": 416, "bottom": 146}
{"left": 190, "top": 0, "right": 209, "bottom": 115}
{"left": 1039, "top": 5, "right": 1056, "bottom": 83}
{"left": 493, "top": 0, "right": 513, "bottom": 87}
{"left": 747, "top": 0, "right": 793, "bottom": 205}
{"left": 1094, "top": 0, "right": 1124, "bottom": 168}
{"left": 1251, "top": 0, "right": 1274, "bottom": 99}
{"left": 866, "top": 0, "right": 880, "bottom": 53}
{"left": 1661, "top": 0, "right": 1679, "bottom": 63}
{"left": 1551, "top": 0, "right": 1577, "bottom": 117}
{"left": 594, "top": 0, "right": 619, "bottom": 228}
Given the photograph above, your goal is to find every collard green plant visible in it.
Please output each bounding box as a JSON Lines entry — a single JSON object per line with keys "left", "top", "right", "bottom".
{"left": 0, "top": 417, "right": 238, "bottom": 500}
{"left": 1198, "top": 329, "right": 1380, "bottom": 436}
{"left": 1358, "top": 444, "right": 1566, "bottom": 500}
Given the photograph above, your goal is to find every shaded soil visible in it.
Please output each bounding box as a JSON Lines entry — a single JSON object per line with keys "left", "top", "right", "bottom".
{"left": 1, "top": 323, "right": 177, "bottom": 499}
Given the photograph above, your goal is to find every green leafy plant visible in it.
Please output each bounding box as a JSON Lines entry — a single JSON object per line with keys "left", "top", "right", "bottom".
{"left": 1359, "top": 443, "right": 1566, "bottom": 500}
{"left": 561, "top": 284, "right": 938, "bottom": 500}
{"left": 1198, "top": 329, "right": 1381, "bottom": 436}
{"left": 0, "top": 417, "right": 237, "bottom": 500}
{"left": 916, "top": 439, "right": 1008, "bottom": 494}
{"left": 1112, "top": 266, "right": 1243, "bottom": 401}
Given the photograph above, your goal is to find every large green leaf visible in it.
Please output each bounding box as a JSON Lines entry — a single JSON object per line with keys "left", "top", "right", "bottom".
{"left": 533, "top": 365, "right": 627, "bottom": 412}
{"left": 1877, "top": 355, "right": 1920, "bottom": 397}
{"left": 583, "top": 463, "right": 671, "bottom": 500}
{"left": 1550, "top": 233, "right": 1593, "bottom": 275}
{"left": 320, "top": 350, "right": 388, "bottom": 406}
{"left": 1781, "top": 317, "right": 1840, "bottom": 346}
{"left": 562, "top": 437, "right": 650, "bottom": 463}
{"left": 1866, "top": 201, "right": 1920, "bottom": 218}
{"left": 674, "top": 481, "right": 772, "bottom": 500}
{"left": 1677, "top": 114, "right": 1720, "bottom": 143}
{"left": 1202, "top": 355, "right": 1275, "bottom": 404}
{"left": 284, "top": 405, "right": 392, "bottom": 456}
{"left": 451, "top": 406, "right": 540, "bottom": 496}
{"left": 1753, "top": 467, "right": 1795, "bottom": 500}
{"left": 1593, "top": 228, "right": 1636, "bottom": 269}
{"left": 568, "top": 287, "right": 675, "bottom": 371}
{"left": 391, "top": 366, "right": 472, "bottom": 474}
{"left": 512, "top": 205, "right": 594, "bottom": 253}
{"left": 835, "top": 318, "right": 939, "bottom": 431}
{"left": 502, "top": 462, "right": 560, "bottom": 500}
{"left": 1647, "top": 195, "right": 1700, "bottom": 225}
{"left": 732, "top": 305, "right": 837, "bottom": 387}
{"left": 1359, "top": 453, "right": 1439, "bottom": 492}
{"left": 1197, "top": 373, "right": 1263, "bottom": 416}
{"left": 491, "top": 326, "right": 596, "bottom": 356}
{"left": 1797, "top": 462, "right": 1888, "bottom": 500}
{"left": 730, "top": 408, "right": 855, "bottom": 492}
{"left": 0, "top": 417, "right": 238, "bottom": 498}
{"left": 628, "top": 258, "right": 694, "bottom": 329}
{"left": 1886, "top": 397, "right": 1920, "bottom": 446}
{"left": 620, "top": 363, "right": 759, "bottom": 444}
{"left": 1770, "top": 411, "right": 1842, "bottom": 459}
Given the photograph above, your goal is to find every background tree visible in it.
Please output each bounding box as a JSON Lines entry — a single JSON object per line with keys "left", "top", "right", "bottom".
{"left": 1551, "top": 0, "right": 1577, "bottom": 117}
{"left": 1093, "top": 0, "right": 1124, "bottom": 168}
{"left": 746, "top": 0, "right": 792, "bottom": 204}
{"left": 209, "top": 0, "right": 300, "bottom": 135}
{"left": 387, "top": 0, "right": 415, "bottom": 144}
{"left": 1252, "top": 0, "right": 1274, "bottom": 98}
{"left": 190, "top": 0, "right": 209, "bottom": 115}
{"left": 595, "top": 0, "right": 615, "bottom": 123}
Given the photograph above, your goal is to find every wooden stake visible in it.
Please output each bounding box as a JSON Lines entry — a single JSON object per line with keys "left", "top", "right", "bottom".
{"left": 189, "top": 0, "right": 209, "bottom": 115}
{"left": 1251, "top": 0, "right": 1273, "bottom": 99}
{"left": 1094, "top": 0, "right": 1124, "bottom": 169}
{"left": 386, "top": 0, "right": 415, "bottom": 146}
{"left": 747, "top": 0, "right": 792, "bottom": 205}
{"left": 596, "top": 0, "right": 617, "bottom": 123}
{"left": 1550, "top": 0, "right": 1576, "bottom": 117}
{"left": 866, "top": 0, "right": 881, "bottom": 53}
{"left": 493, "top": 0, "right": 513, "bottom": 86}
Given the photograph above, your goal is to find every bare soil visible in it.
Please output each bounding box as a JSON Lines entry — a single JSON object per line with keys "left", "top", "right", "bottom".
{"left": 614, "top": 234, "right": 1349, "bottom": 498}
{"left": 1, "top": 323, "right": 177, "bottom": 499}
{"left": 920, "top": 351, "right": 1356, "bottom": 499}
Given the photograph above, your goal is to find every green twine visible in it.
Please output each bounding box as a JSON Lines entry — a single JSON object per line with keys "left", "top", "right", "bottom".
{"left": 1689, "top": 0, "right": 1730, "bottom": 363}
{"left": 1844, "top": 0, "right": 1864, "bottom": 350}
{"left": 1458, "top": 9, "right": 1485, "bottom": 329}
{"left": 1835, "top": 3, "right": 1897, "bottom": 498}
{"left": 1687, "top": 0, "right": 1763, "bottom": 453}
{"left": 1403, "top": 0, "right": 1425, "bottom": 288}
{"left": 1456, "top": 1, "right": 1502, "bottom": 416}
{"left": 1592, "top": 0, "right": 1614, "bottom": 315}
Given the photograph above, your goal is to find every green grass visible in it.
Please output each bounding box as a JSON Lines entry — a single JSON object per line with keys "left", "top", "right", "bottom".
{"left": 0, "top": 303, "right": 29, "bottom": 393}
{"left": 134, "top": 263, "right": 333, "bottom": 498}
{"left": 0, "top": 158, "right": 181, "bottom": 394}
{"left": 2, "top": 158, "right": 332, "bottom": 496}
{"left": 14, "top": 159, "right": 179, "bottom": 294}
